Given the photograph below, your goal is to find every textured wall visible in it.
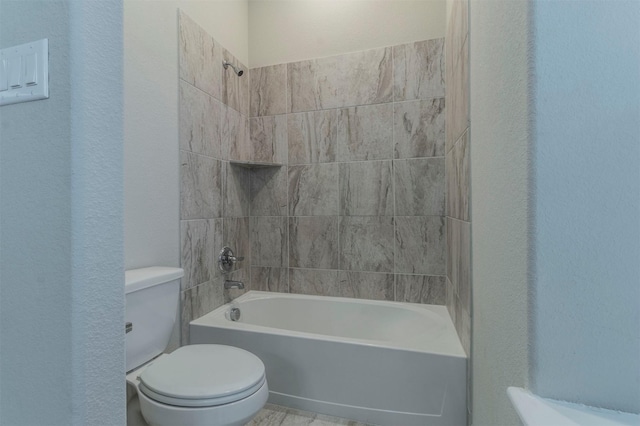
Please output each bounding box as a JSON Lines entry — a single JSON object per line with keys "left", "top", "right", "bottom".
{"left": 177, "top": 11, "right": 252, "bottom": 345}
{"left": 248, "top": 0, "right": 445, "bottom": 68}
{"left": 532, "top": 0, "right": 640, "bottom": 413}
{"left": 445, "top": 0, "right": 471, "bottom": 420}
{"left": 124, "top": 0, "right": 248, "bottom": 271}
{"left": 1, "top": 1, "right": 125, "bottom": 424}
{"left": 469, "top": 0, "right": 532, "bottom": 424}
{"left": 246, "top": 41, "right": 448, "bottom": 306}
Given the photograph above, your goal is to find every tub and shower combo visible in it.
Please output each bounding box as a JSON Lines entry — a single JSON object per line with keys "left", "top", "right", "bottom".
{"left": 190, "top": 291, "right": 467, "bottom": 425}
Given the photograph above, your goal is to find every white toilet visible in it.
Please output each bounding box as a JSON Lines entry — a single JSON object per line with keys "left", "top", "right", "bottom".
{"left": 125, "top": 267, "right": 268, "bottom": 426}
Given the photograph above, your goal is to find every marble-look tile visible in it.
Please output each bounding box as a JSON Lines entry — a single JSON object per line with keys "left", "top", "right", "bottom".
{"left": 394, "top": 158, "right": 445, "bottom": 216}
{"left": 222, "top": 48, "right": 248, "bottom": 115}
{"left": 287, "top": 47, "right": 393, "bottom": 113}
{"left": 179, "top": 80, "right": 222, "bottom": 158}
{"left": 337, "top": 104, "right": 394, "bottom": 161}
{"left": 339, "top": 216, "right": 394, "bottom": 272}
{"left": 288, "top": 268, "right": 339, "bottom": 296}
{"left": 446, "top": 130, "right": 470, "bottom": 221}
{"left": 456, "top": 300, "right": 471, "bottom": 357}
{"left": 223, "top": 217, "right": 250, "bottom": 272}
{"left": 446, "top": 276, "right": 457, "bottom": 323}
{"left": 223, "top": 105, "right": 249, "bottom": 162}
{"left": 249, "top": 64, "right": 287, "bottom": 117}
{"left": 447, "top": 0, "right": 469, "bottom": 77}
{"left": 248, "top": 403, "right": 371, "bottom": 426}
{"left": 339, "top": 160, "right": 393, "bottom": 216}
{"left": 336, "top": 271, "right": 394, "bottom": 301}
{"left": 250, "top": 166, "right": 288, "bottom": 216}
{"left": 447, "top": 217, "right": 471, "bottom": 311}
{"left": 288, "top": 110, "right": 338, "bottom": 164}
{"left": 289, "top": 164, "right": 339, "bottom": 216}
{"left": 289, "top": 217, "right": 338, "bottom": 269}
{"left": 393, "top": 38, "right": 445, "bottom": 101}
{"left": 180, "top": 150, "right": 222, "bottom": 219}
{"left": 251, "top": 216, "right": 287, "bottom": 267}
{"left": 394, "top": 98, "right": 446, "bottom": 159}
{"left": 223, "top": 162, "right": 250, "bottom": 217}
{"left": 180, "top": 219, "right": 222, "bottom": 290}
{"left": 178, "top": 11, "right": 222, "bottom": 101}
{"left": 250, "top": 115, "right": 287, "bottom": 164}
{"left": 250, "top": 267, "right": 289, "bottom": 293}
{"left": 446, "top": 36, "right": 469, "bottom": 153}
{"left": 180, "top": 279, "right": 224, "bottom": 345}
{"left": 395, "top": 216, "right": 446, "bottom": 275}
{"left": 395, "top": 274, "right": 446, "bottom": 305}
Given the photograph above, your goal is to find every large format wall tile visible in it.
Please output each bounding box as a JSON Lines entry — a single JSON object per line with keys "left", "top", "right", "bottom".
{"left": 395, "top": 274, "right": 446, "bottom": 305}
{"left": 224, "top": 162, "right": 250, "bottom": 217}
{"left": 395, "top": 158, "right": 445, "bottom": 216}
{"left": 224, "top": 105, "right": 249, "bottom": 162}
{"left": 446, "top": 36, "right": 469, "bottom": 153}
{"left": 180, "top": 150, "right": 222, "bottom": 220}
{"left": 250, "top": 166, "right": 288, "bottom": 216}
{"left": 250, "top": 64, "right": 287, "bottom": 117}
{"left": 180, "top": 279, "right": 224, "bottom": 345}
{"left": 222, "top": 48, "right": 248, "bottom": 115}
{"left": 288, "top": 268, "right": 339, "bottom": 296}
{"left": 180, "top": 219, "right": 222, "bottom": 291}
{"left": 289, "top": 217, "right": 338, "bottom": 269}
{"left": 178, "top": 11, "right": 222, "bottom": 101}
{"left": 287, "top": 47, "right": 393, "bottom": 113}
{"left": 288, "top": 164, "right": 339, "bottom": 216}
{"left": 337, "top": 271, "right": 394, "bottom": 301}
{"left": 250, "top": 267, "right": 289, "bottom": 293}
{"left": 337, "top": 104, "right": 393, "bottom": 161}
{"left": 446, "top": 130, "right": 470, "bottom": 221}
{"left": 394, "top": 98, "right": 446, "bottom": 159}
{"left": 179, "top": 80, "right": 222, "bottom": 158}
{"left": 339, "top": 161, "right": 393, "bottom": 216}
{"left": 395, "top": 216, "right": 446, "bottom": 275}
{"left": 288, "top": 110, "right": 338, "bottom": 164}
{"left": 250, "top": 115, "right": 287, "bottom": 163}
{"left": 339, "top": 216, "right": 394, "bottom": 272}
{"left": 393, "top": 38, "right": 445, "bottom": 101}
{"left": 251, "top": 216, "right": 287, "bottom": 267}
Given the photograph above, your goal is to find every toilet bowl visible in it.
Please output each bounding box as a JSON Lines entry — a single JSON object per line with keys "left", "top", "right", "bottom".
{"left": 126, "top": 267, "right": 268, "bottom": 426}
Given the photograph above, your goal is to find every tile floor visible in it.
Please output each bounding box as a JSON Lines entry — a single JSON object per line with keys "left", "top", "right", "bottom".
{"left": 247, "top": 404, "right": 371, "bottom": 426}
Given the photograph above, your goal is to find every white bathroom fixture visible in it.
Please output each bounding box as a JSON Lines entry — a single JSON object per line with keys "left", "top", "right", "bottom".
{"left": 125, "top": 267, "right": 268, "bottom": 426}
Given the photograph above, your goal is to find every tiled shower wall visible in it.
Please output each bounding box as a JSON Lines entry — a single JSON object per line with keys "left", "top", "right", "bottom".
{"left": 178, "top": 11, "right": 252, "bottom": 344}
{"left": 445, "top": 0, "right": 472, "bottom": 419}
{"left": 247, "top": 40, "right": 448, "bottom": 305}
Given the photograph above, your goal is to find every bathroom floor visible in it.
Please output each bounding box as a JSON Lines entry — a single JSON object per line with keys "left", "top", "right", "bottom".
{"left": 248, "top": 404, "right": 371, "bottom": 426}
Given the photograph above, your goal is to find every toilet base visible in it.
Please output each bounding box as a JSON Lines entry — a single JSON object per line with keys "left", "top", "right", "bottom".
{"left": 137, "top": 380, "right": 268, "bottom": 426}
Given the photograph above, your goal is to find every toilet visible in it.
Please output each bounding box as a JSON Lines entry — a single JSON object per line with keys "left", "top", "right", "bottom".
{"left": 125, "top": 267, "right": 268, "bottom": 426}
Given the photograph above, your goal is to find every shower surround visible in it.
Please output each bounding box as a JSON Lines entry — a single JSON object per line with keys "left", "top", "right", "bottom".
{"left": 177, "top": 9, "right": 451, "bottom": 346}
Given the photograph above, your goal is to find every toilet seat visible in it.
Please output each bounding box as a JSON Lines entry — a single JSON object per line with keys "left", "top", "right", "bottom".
{"left": 138, "top": 344, "right": 266, "bottom": 408}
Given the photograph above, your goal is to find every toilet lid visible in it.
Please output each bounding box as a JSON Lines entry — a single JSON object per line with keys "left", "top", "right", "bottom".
{"left": 138, "top": 344, "right": 266, "bottom": 407}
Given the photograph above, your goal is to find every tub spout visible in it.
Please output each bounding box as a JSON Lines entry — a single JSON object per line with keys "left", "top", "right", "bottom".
{"left": 224, "top": 280, "right": 245, "bottom": 290}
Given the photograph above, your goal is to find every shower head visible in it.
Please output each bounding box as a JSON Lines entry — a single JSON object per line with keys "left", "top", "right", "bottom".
{"left": 223, "top": 60, "right": 244, "bottom": 76}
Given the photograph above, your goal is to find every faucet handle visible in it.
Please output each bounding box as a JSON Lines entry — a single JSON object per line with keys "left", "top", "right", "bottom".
{"left": 218, "top": 246, "right": 244, "bottom": 272}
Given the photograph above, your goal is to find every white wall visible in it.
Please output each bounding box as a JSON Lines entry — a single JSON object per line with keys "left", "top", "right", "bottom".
{"left": 532, "top": 0, "right": 640, "bottom": 413}
{"left": 124, "top": 0, "right": 248, "bottom": 270}
{"left": 248, "top": 0, "right": 446, "bottom": 68}
{"left": 469, "top": 0, "right": 532, "bottom": 424}
{"left": 0, "top": 1, "right": 124, "bottom": 424}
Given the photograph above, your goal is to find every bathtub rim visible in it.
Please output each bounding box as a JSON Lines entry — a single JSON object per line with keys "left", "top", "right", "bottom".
{"left": 190, "top": 290, "right": 467, "bottom": 359}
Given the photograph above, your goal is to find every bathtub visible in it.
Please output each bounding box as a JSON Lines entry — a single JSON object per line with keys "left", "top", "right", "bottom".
{"left": 190, "top": 291, "right": 467, "bottom": 425}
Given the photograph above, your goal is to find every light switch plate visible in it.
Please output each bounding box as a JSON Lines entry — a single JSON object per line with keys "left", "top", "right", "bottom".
{"left": 0, "top": 39, "right": 49, "bottom": 106}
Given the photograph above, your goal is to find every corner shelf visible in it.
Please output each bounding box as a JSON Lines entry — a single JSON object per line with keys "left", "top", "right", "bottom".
{"left": 229, "top": 160, "right": 283, "bottom": 169}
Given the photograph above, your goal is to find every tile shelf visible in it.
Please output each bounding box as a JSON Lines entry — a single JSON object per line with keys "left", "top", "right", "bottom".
{"left": 229, "top": 160, "right": 283, "bottom": 169}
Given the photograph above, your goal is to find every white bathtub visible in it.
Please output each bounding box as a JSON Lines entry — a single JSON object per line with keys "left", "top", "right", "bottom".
{"left": 190, "top": 291, "right": 467, "bottom": 425}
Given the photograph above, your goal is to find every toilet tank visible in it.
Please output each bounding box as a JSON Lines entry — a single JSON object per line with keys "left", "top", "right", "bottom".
{"left": 125, "top": 267, "right": 183, "bottom": 372}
